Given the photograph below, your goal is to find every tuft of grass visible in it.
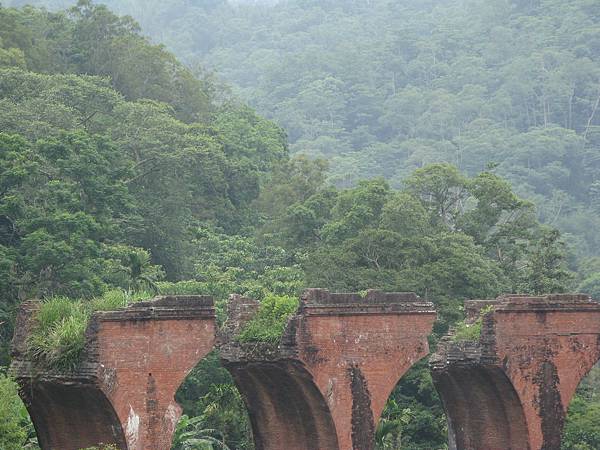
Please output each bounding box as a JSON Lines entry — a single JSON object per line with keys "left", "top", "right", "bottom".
{"left": 452, "top": 320, "right": 482, "bottom": 342}
{"left": 27, "top": 290, "right": 153, "bottom": 372}
{"left": 452, "top": 305, "right": 494, "bottom": 343}
{"left": 89, "top": 289, "right": 129, "bottom": 311}
{"left": 27, "top": 299, "right": 89, "bottom": 372}
{"left": 129, "top": 290, "right": 154, "bottom": 303}
{"left": 237, "top": 295, "right": 299, "bottom": 344}
{"left": 90, "top": 289, "right": 153, "bottom": 311}
{"left": 32, "top": 297, "right": 77, "bottom": 335}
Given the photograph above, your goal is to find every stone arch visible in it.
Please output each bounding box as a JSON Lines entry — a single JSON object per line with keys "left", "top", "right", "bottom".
{"left": 434, "top": 365, "right": 529, "bottom": 450}
{"left": 431, "top": 294, "right": 600, "bottom": 450}
{"left": 11, "top": 296, "right": 217, "bottom": 450}
{"left": 219, "top": 290, "right": 437, "bottom": 450}
{"left": 20, "top": 381, "right": 126, "bottom": 450}
{"left": 226, "top": 360, "right": 339, "bottom": 450}
{"left": 560, "top": 358, "right": 600, "bottom": 449}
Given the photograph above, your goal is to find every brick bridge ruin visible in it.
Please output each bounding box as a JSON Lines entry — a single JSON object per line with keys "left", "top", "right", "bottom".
{"left": 219, "top": 289, "right": 436, "bottom": 450}
{"left": 431, "top": 294, "right": 600, "bottom": 450}
{"left": 11, "top": 296, "right": 216, "bottom": 450}
{"left": 10, "top": 291, "right": 600, "bottom": 450}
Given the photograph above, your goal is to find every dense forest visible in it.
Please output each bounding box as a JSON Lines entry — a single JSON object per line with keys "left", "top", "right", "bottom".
{"left": 0, "top": 0, "right": 599, "bottom": 449}
{"left": 8, "top": 0, "right": 600, "bottom": 263}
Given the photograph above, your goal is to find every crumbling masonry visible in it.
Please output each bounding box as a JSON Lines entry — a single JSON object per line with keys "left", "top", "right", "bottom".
{"left": 10, "top": 291, "right": 600, "bottom": 450}
{"left": 430, "top": 294, "right": 600, "bottom": 450}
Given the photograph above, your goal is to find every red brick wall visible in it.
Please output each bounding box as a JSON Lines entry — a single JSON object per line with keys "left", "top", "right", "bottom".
{"left": 97, "top": 318, "right": 216, "bottom": 450}
{"left": 297, "top": 312, "right": 435, "bottom": 450}
{"left": 221, "top": 290, "right": 437, "bottom": 450}
{"left": 25, "top": 292, "right": 600, "bottom": 449}
{"left": 12, "top": 296, "right": 216, "bottom": 450}
{"left": 495, "top": 309, "right": 600, "bottom": 449}
{"left": 432, "top": 295, "right": 600, "bottom": 450}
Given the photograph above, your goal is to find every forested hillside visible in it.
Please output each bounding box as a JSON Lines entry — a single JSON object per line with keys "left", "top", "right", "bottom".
{"left": 10, "top": 0, "right": 600, "bottom": 263}
{"left": 1, "top": 1, "right": 600, "bottom": 449}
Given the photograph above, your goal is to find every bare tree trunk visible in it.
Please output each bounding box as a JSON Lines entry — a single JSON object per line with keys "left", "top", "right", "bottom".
{"left": 584, "top": 88, "right": 600, "bottom": 141}
{"left": 567, "top": 89, "right": 574, "bottom": 129}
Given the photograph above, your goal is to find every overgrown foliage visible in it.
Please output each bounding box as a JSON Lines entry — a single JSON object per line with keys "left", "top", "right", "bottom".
{"left": 173, "top": 383, "right": 251, "bottom": 450}
{"left": 259, "top": 161, "right": 572, "bottom": 335}
{"left": 30, "top": 0, "right": 600, "bottom": 263}
{"left": 452, "top": 305, "right": 494, "bottom": 343}
{"left": 0, "top": 1, "right": 287, "bottom": 363}
{"left": 237, "top": 295, "right": 298, "bottom": 344}
{"left": 26, "top": 290, "right": 152, "bottom": 372}
{"left": 0, "top": 372, "right": 37, "bottom": 449}
{"left": 172, "top": 414, "right": 230, "bottom": 450}
{"left": 175, "top": 353, "right": 254, "bottom": 450}
{"left": 563, "top": 367, "right": 600, "bottom": 449}
{"left": 0, "top": 0, "right": 597, "bottom": 448}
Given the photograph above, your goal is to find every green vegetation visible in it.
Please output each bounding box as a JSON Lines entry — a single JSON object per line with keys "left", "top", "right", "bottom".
{"left": 0, "top": 372, "right": 37, "bottom": 448}
{"left": 173, "top": 383, "right": 253, "bottom": 450}
{"left": 452, "top": 320, "right": 483, "bottom": 343}
{"left": 172, "top": 414, "right": 231, "bottom": 450}
{"left": 563, "top": 367, "right": 600, "bottom": 449}
{"left": 0, "top": 0, "right": 287, "bottom": 365}
{"left": 236, "top": 295, "right": 298, "bottom": 344}
{"left": 452, "top": 305, "right": 494, "bottom": 343}
{"left": 175, "top": 354, "right": 253, "bottom": 450}
{"left": 375, "top": 399, "right": 413, "bottom": 449}
{"left": 26, "top": 290, "right": 152, "bottom": 372}
{"left": 0, "top": 0, "right": 597, "bottom": 448}
{"left": 21, "top": 0, "right": 599, "bottom": 264}
{"left": 27, "top": 298, "right": 89, "bottom": 372}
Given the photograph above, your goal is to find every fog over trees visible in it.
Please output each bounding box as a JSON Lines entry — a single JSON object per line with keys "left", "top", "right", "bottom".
{"left": 1, "top": 0, "right": 599, "bottom": 448}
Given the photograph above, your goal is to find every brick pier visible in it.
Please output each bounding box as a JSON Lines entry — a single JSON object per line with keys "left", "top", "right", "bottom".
{"left": 431, "top": 294, "right": 600, "bottom": 450}
{"left": 219, "top": 289, "right": 437, "bottom": 450}
{"left": 11, "top": 296, "right": 216, "bottom": 450}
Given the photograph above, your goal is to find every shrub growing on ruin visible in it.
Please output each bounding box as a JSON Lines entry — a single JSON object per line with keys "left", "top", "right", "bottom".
{"left": 0, "top": 372, "right": 36, "bottom": 448}
{"left": 452, "top": 305, "right": 494, "bottom": 343}
{"left": 237, "top": 295, "right": 298, "bottom": 344}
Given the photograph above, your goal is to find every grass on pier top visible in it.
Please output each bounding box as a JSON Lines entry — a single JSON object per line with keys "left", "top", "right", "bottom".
{"left": 27, "top": 290, "right": 152, "bottom": 372}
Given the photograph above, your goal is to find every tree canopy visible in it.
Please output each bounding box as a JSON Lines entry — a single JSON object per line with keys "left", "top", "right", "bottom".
{"left": 0, "top": 1, "right": 598, "bottom": 449}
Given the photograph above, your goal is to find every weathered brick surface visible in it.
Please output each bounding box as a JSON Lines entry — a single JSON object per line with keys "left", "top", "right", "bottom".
{"left": 431, "top": 294, "right": 600, "bottom": 450}
{"left": 11, "top": 296, "right": 216, "bottom": 450}
{"left": 219, "top": 289, "right": 437, "bottom": 450}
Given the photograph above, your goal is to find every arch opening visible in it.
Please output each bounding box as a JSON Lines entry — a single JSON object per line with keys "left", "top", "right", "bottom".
{"left": 222, "top": 359, "right": 339, "bottom": 450}
{"left": 432, "top": 364, "right": 529, "bottom": 450}
{"left": 20, "top": 379, "right": 126, "bottom": 450}
{"left": 173, "top": 350, "right": 254, "bottom": 450}
{"left": 561, "top": 363, "right": 600, "bottom": 450}
{"left": 374, "top": 360, "right": 448, "bottom": 450}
